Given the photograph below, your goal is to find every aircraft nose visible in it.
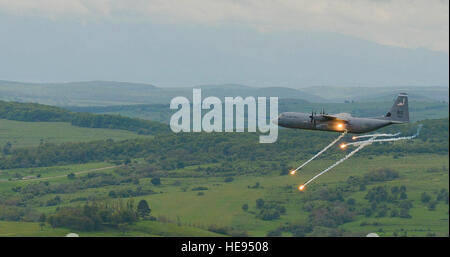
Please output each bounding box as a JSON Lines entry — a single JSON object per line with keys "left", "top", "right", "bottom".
{"left": 271, "top": 117, "right": 278, "bottom": 125}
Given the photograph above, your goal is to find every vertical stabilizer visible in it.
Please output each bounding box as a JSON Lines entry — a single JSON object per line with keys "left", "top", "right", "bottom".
{"left": 384, "top": 93, "right": 409, "bottom": 123}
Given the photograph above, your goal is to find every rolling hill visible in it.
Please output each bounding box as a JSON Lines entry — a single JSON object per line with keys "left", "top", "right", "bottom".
{"left": 3, "top": 80, "right": 447, "bottom": 107}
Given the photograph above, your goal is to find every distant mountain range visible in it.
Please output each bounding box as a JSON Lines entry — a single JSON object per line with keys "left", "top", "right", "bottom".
{"left": 302, "top": 86, "right": 449, "bottom": 102}
{"left": 0, "top": 80, "right": 447, "bottom": 106}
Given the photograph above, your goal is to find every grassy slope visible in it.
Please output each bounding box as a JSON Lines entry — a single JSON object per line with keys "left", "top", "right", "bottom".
{"left": 0, "top": 220, "right": 221, "bottom": 237}
{"left": 0, "top": 162, "right": 116, "bottom": 181}
{"left": 0, "top": 119, "right": 153, "bottom": 147}
{"left": 1, "top": 154, "right": 447, "bottom": 237}
{"left": 133, "top": 154, "right": 449, "bottom": 236}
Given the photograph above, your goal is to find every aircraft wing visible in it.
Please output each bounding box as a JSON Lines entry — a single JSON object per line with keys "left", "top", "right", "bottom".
{"left": 323, "top": 113, "right": 351, "bottom": 122}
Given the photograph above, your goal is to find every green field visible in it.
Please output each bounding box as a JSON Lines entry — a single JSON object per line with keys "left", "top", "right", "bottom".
{"left": 0, "top": 220, "right": 221, "bottom": 237}
{"left": 133, "top": 154, "right": 449, "bottom": 236}
{"left": 0, "top": 119, "right": 153, "bottom": 147}
{"left": 0, "top": 162, "right": 116, "bottom": 181}
{"left": 1, "top": 154, "right": 447, "bottom": 237}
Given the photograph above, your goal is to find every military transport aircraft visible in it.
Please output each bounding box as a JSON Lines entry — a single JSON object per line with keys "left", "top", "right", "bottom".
{"left": 272, "top": 93, "right": 421, "bottom": 191}
{"left": 273, "top": 93, "right": 409, "bottom": 133}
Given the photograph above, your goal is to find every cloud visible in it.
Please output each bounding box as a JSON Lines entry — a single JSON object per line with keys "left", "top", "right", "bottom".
{"left": 0, "top": 0, "right": 448, "bottom": 52}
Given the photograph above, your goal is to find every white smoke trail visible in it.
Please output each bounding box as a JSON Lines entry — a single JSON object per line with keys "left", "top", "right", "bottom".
{"left": 302, "top": 141, "right": 372, "bottom": 187}
{"left": 300, "top": 125, "right": 423, "bottom": 189}
{"left": 352, "top": 132, "right": 401, "bottom": 140}
{"left": 291, "top": 131, "right": 347, "bottom": 174}
{"left": 345, "top": 125, "right": 422, "bottom": 147}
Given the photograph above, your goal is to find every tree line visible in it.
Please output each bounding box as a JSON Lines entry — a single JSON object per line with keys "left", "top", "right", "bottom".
{"left": 46, "top": 199, "right": 152, "bottom": 231}
{"left": 0, "top": 100, "right": 169, "bottom": 135}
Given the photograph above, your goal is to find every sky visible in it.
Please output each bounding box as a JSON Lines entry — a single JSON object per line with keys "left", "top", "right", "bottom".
{"left": 0, "top": 0, "right": 448, "bottom": 88}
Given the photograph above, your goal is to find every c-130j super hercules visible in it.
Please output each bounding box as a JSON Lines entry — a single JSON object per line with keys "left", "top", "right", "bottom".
{"left": 273, "top": 93, "right": 421, "bottom": 191}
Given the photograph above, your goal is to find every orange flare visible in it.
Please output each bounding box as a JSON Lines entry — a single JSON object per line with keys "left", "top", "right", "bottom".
{"left": 299, "top": 185, "right": 305, "bottom": 191}
{"left": 340, "top": 143, "right": 347, "bottom": 149}
{"left": 290, "top": 170, "right": 296, "bottom": 175}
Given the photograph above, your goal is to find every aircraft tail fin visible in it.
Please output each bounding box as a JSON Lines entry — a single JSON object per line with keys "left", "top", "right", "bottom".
{"left": 382, "top": 93, "right": 409, "bottom": 123}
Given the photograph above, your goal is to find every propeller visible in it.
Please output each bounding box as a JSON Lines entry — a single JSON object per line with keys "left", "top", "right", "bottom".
{"left": 309, "top": 110, "right": 314, "bottom": 122}
{"left": 309, "top": 110, "right": 317, "bottom": 127}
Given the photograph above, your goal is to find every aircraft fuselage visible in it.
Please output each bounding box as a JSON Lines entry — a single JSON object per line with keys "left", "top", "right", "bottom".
{"left": 275, "top": 112, "right": 393, "bottom": 134}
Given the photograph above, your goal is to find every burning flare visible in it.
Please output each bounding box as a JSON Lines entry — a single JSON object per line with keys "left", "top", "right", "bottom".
{"left": 340, "top": 143, "right": 347, "bottom": 149}
{"left": 290, "top": 170, "right": 296, "bottom": 175}
{"left": 298, "top": 185, "right": 306, "bottom": 191}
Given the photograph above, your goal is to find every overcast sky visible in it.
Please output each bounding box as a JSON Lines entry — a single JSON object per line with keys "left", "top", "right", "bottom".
{"left": 0, "top": 0, "right": 448, "bottom": 87}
